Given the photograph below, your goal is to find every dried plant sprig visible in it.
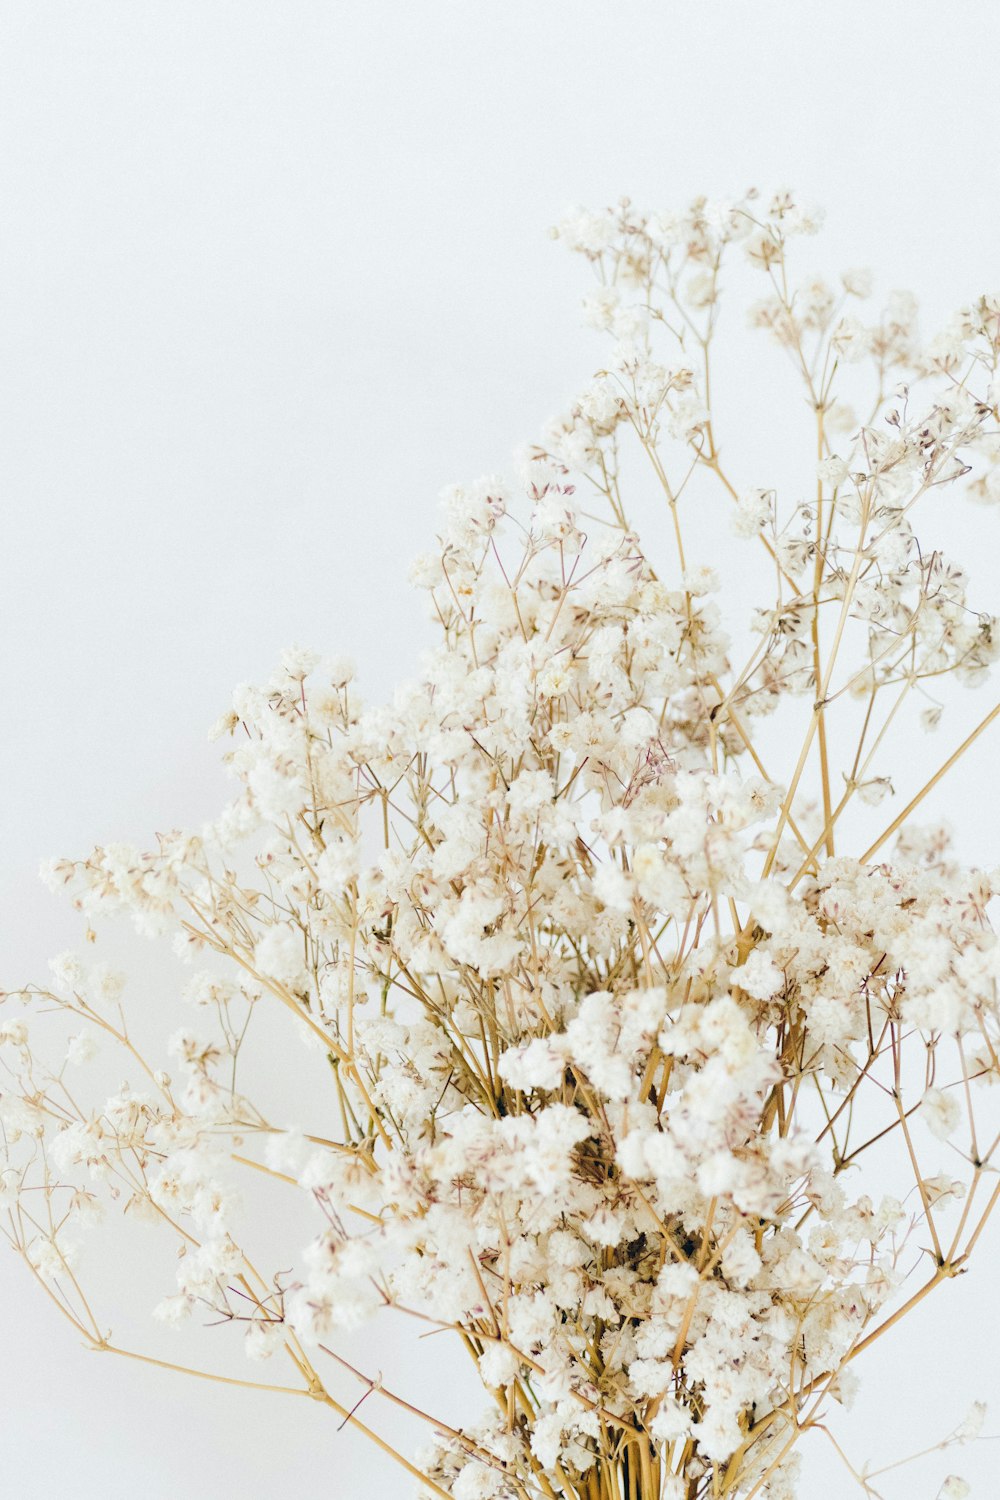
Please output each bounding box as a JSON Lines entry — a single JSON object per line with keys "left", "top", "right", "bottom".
{"left": 3, "top": 188, "right": 1000, "bottom": 1500}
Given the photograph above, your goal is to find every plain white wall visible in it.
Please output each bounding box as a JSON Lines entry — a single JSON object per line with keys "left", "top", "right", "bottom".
{"left": 2, "top": 3, "right": 999, "bottom": 1496}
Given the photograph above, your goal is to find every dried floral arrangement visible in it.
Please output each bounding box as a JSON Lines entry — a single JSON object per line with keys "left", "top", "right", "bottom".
{"left": 3, "top": 191, "right": 999, "bottom": 1500}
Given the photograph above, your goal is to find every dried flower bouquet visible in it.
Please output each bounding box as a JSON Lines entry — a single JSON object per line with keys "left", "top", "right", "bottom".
{"left": 3, "top": 190, "right": 1000, "bottom": 1500}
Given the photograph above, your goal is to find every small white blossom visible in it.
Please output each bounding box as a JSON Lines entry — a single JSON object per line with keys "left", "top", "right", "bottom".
{"left": 920, "top": 1087, "right": 963, "bottom": 1140}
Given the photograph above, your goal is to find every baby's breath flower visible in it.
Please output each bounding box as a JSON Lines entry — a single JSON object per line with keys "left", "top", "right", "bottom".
{"left": 955, "top": 1400, "right": 988, "bottom": 1443}
{"left": 920, "top": 1087, "right": 963, "bottom": 1140}
{"left": 6, "top": 186, "right": 1000, "bottom": 1500}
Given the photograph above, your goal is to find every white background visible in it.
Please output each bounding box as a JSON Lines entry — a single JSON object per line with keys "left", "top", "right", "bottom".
{"left": 2, "top": 4, "right": 1000, "bottom": 1496}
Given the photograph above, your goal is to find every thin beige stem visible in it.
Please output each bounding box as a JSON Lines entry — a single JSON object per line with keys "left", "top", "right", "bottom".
{"left": 862, "top": 699, "right": 1000, "bottom": 861}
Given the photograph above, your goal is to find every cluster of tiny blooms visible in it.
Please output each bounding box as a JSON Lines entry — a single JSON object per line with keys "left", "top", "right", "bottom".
{"left": 4, "top": 189, "right": 1000, "bottom": 1500}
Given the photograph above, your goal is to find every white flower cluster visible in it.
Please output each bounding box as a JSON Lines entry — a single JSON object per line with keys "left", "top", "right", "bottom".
{"left": 3, "top": 188, "right": 999, "bottom": 1500}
